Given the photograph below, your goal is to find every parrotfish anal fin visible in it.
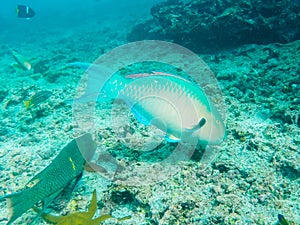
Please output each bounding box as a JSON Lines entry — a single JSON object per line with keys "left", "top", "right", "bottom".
{"left": 184, "top": 118, "right": 206, "bottom": 133}
{"left": 131, "top": 107, "right": 151, "bottom": 126}
{"left": 165, "top": 134, "right": 181, "bottom": 142}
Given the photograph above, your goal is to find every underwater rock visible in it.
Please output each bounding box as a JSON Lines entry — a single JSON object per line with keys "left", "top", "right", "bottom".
{"left": 0, "top": 90, "right": 8, "bottom": 103}
{"left": 128, "top": 0, "right": 300, "bottom": 52}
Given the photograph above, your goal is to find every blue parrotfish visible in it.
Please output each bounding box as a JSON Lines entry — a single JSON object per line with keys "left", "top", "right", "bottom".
{"left": 0, "top": 133, "right": 96, "bottom": 225}
{"left": 70, "top": 63, "right": 226, "bottom": 144}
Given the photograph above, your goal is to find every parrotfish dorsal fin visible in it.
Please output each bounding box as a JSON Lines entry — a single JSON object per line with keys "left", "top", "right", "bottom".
{"left": 125, "top": 71, "right": 191, "bottom": 82}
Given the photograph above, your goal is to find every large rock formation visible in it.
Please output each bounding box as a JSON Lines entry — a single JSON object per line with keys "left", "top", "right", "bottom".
{"left": 127, "top": 0, "right": 300, "bottom": 52}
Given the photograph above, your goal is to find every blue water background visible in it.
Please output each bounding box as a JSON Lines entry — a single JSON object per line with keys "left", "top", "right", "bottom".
{"left": 0, "top": 0, "right": 162, "bottom": 43}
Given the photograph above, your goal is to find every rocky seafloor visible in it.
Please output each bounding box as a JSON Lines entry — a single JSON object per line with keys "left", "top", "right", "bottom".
{"left": 128, "top": 0, "right": 300, "bottom": 52}
{"left": 0, "top": 1, "right": 300, "bottom": 225}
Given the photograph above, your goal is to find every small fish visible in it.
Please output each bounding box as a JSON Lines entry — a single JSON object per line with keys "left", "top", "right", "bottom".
{"left": 24, "top": 90, "right": 52, "bottom": 110}
{"left": 16, "top": 5, "right": 35, "bottom": 19}
{"left": 0, "top": 133, "right": 97, "bottom": 225}
{"left": 34, "top": 189, "right": 131, "bottom": 225}
{"left": 278, "top": 214, "right": 290, "bottom": 225}
{"left": 71, "top": 63, "right": 226, "bottom": 144}
{"left": 7, "top": 46, "right": 32, "bottom": 71}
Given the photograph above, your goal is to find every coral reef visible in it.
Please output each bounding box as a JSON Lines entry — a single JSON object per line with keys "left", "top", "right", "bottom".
{"left": 128, "top": 0, "right": 300, "bottom": 52}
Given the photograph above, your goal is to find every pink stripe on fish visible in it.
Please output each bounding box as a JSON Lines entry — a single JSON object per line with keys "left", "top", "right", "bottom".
{"left": 125, "top": 71, "right": 190, "bottom": 82}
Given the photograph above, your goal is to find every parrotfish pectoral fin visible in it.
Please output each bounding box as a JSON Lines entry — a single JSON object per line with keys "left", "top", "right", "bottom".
{"left": 184, "top": 118, "right": 206, "bottom": 133}
{"left": 165, "top": 134, "right": 181, "bottom": 142}
{"left": 2, "top": 189, "right": 38, "bottom": 225}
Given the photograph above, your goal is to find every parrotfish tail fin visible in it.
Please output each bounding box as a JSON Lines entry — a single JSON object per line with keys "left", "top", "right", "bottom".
{"left": 68, "top": 61, "right": 127, "bottom": 103}
{"left": 3, "top": 189, "right": 38, "bottom": 225}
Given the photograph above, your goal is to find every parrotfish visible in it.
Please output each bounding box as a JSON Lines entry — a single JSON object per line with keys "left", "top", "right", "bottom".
{"left": 6, "top": 46, "right": 32, "bottom": 71}
{"left": 71, "top": 63, "right": 226, "bottom": 144}
{"left": 0, "top": 133, "right": 96, "bottom": 225}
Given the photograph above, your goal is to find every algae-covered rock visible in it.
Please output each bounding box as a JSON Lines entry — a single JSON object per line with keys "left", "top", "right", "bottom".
{"left": 0, "top": 90, "right": 8, "bottom": 103}
{"left": 128, "top": 0, "right": 300, "bottom": 52}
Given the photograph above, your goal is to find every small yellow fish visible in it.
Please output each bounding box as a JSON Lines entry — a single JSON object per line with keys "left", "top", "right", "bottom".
{"left": 24, "top": 90, "right": 52, "bottom": 110}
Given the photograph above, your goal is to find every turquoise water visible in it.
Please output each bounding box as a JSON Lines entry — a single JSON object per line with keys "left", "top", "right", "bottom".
{"left": 0, "top": 1, "right": 299, "bottom": 224}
